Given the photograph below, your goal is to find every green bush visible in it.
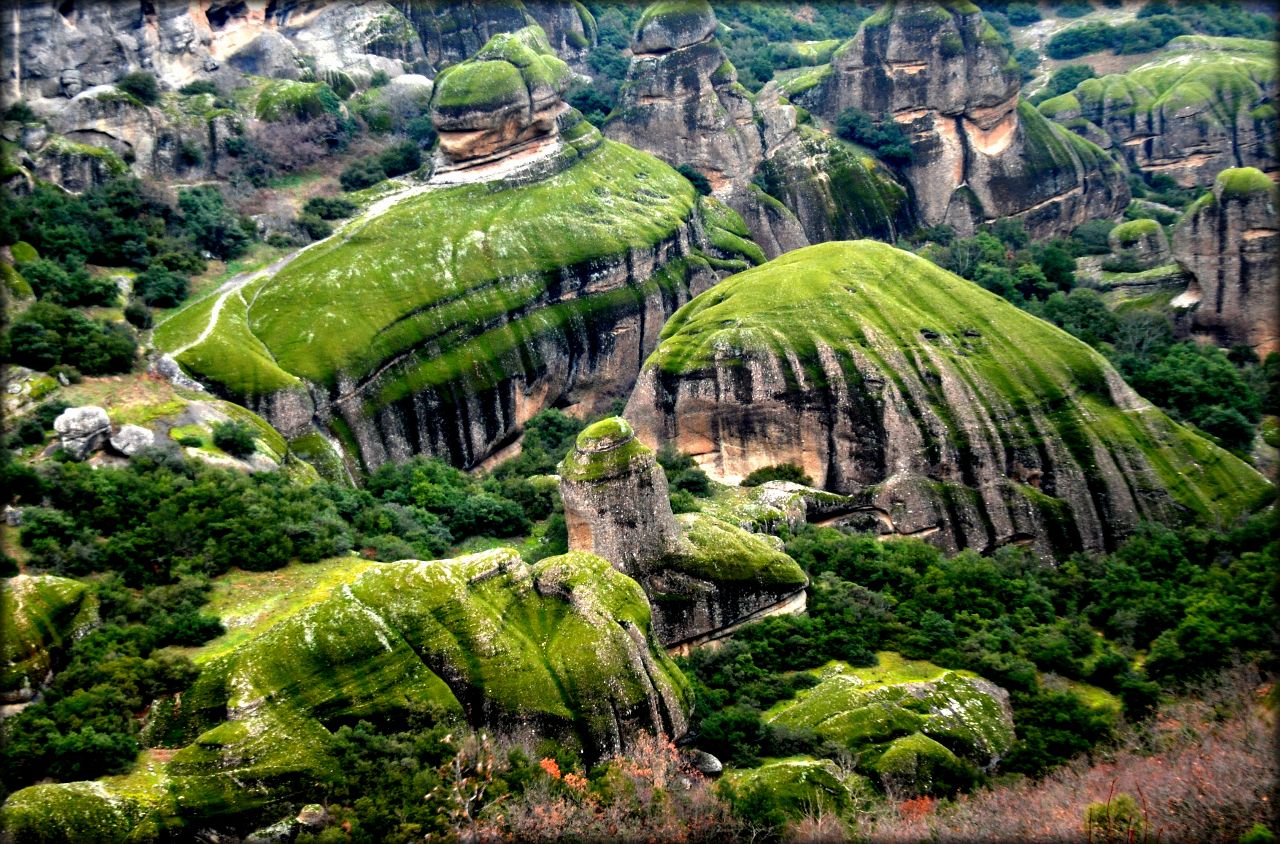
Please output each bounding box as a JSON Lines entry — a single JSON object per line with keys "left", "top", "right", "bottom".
{"left": 178, "top": 186, "right": 251, "bottom": 260}
{"left": 116, "top": 71, "right": 159, "bottom": 105}
{"left": 136, "top": 264, "right": 189, "bottom": 307}
{"left": 1007, "top": 2, "right": 1041, "bottom": 25}
{"left": 178, "top": 80, "right": 219, "bottom": 96}
{"left": 18, "top": 258, "right": 117, "bottom": 307}
{"left": 296, "top": 213, "right": 333, "bottom": 242}
{"left": 377, "top": 140, "right": 422, "bottom": 178}
{"left": 741, "top": 464, "right": 813, "bottom": 487}
{"left": 302, "top": 196, "right": 358, "bottom": 220}
{"left": 8, "top": 302, "right": 136, "bottom": 374}
{"left": 340, "top": 158, "right": 387, "bottom": 191}
{"left": 211, "top": 421, "right": 257, "bottom": 457}
{"left": 676, "top": 164, "right": 712, "bottom": 196}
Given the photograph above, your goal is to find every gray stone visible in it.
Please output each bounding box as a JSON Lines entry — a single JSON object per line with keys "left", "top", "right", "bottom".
{"left": 296, "top": 804, "right": 328, "bottom": 830}
{"left": 109, "top": 424, "right": 156, "bottom": 457}
{"left": 685, "top": 749, "right": 723, "bottom": 777}
{"left": 53, "top": 406, "right": 111, "bottom": 460}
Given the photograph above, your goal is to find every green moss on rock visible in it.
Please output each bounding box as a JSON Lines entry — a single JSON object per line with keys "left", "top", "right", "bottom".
{"left": 1216, "top": 165, "right": 1275, "bottom": 198}
{"left": 1110, "top": 218, "right": 1161, "bottom": 245}
{"left": 2, "top": 574, "right": 98, "bottom": 696}
{"left": 662, "top": 512, "right": 807, "bottom": 587}
{"left": 255, "top": 80, "right": 342, "bottom": 122}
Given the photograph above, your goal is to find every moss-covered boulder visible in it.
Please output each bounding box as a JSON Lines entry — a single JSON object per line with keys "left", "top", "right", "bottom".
{"left": 634, "top": 1, "right": 718, "bottom": 53}
{"left": 1172, "top": 166, "right": 1279, "bottom": 355}
{"left": 2, "top": 550, "right": 691, "bottom": 839}
{"left": 1108, "top": 218, "right": 1171, "bottom": 271}
{"left": 2, "top": 574, "right": 98, "bottom": 704}
{"left": 765, "top": 655, "right": 1013, "bottom": 795}
{"left": 725, "top": 757, "right": 869, "bottom": 819}
{"left": 1041, "top": 36, "right": 1277, "bottom": 188}
{"left": 626, "top": 241, "right": 1272, "bottom": 558}
{"left": 431, "top": 25, "right": 575, "bottom": 171}
{"left": 559, "top": 417, "right": 808, "bottom": 646}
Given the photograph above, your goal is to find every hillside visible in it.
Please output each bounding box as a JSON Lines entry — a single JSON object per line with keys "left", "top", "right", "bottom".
{"left": 628, "top": 240, "right": 1269, "bottom": 557}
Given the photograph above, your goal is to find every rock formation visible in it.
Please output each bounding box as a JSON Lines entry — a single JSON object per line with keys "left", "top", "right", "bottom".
{"left": 1172, "top": 167, "right": 1280, "bottom": 355}
{"left": 559, "top": 417, "right": 685, "bottom": 577}
{"left": 108, "top": 424, "right": 155, "bottom": 457}
{"left": 791, "top": 0, "right": 1129, "bottom": 237}
{"left": 559, "top": 417, "right": 808, "bottom": 647}
{"left": 1, "top": 574, "right": 99, "bottom": 711}
{"left": 1107, "top": 218, "right": 1171, "bottom": 271}
{"left": 605, "top": 1, "right": 912, "bottom": 257}
{"left": 1, "top": 550, "right": 691, "bottom": 840}
{"left": 402, "top": 0, "right": 594, "bottom": 72}
{"left": 763, "top": 656, "right": 1015, "bottom": 791}
{"left": 430, "top": 26, "right": 574, "bottom": 173}
{"left": 626, "top": 241, "right": 1270, "bottom": 559}
{"left": 1039, "top": 36, "right": 1278, "bottom": 188}
{"left": 52, "top": 405, "right": 110, "bottom": 460}
{"left": 157, "top": 24, "right": 767, "bottom": 473}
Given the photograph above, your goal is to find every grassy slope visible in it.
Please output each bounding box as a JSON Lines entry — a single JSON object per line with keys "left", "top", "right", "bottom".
{"left": 1, "top": 574, "right": 98, "bottom": 694}
{"left": 644, "top": 240, "right": 1270, "bottom": 525}
{"left": 161, "top": 141, "right": 697, "bottom": 401}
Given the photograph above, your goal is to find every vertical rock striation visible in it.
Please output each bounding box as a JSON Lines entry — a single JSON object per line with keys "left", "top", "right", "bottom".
{"left": 792, "top": 0, "right": 1129, "bottom": 237}
{"left": 1172, "top": 167, "right": 1280, "bottom": 355}
{"left": 559, "top": 417, "right": 809, "bottom": 647}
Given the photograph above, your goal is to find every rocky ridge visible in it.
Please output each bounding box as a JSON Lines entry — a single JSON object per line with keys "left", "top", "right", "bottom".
{"left": 0, "top": 550, "right": 691, "bottom": 841}
{"left": 1039, "top": 36, "right": 1277, "bottom": 188}
{"left": 790, "top": 0, "right": 1129, "bottom": 237}
{"left": 626, "top": 240, "right": 1270, "bottom": 558}
{"left": 559, "top": 417, "right": 809, "bottom": 647}
{"left": 1171, "top": 166, "right": 1280, "bottom": 355}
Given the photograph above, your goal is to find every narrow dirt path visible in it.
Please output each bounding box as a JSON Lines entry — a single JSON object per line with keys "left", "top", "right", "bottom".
{"left": 165, "top": 178, "right": 439, "bottom": 359}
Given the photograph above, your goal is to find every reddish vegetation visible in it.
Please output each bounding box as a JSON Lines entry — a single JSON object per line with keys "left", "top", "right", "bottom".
{"left": 851, "top": 669, "right": 1275, "bottom": 843}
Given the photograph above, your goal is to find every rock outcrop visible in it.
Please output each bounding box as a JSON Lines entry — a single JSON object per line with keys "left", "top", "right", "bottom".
{"left": 626, "top": 241, "right": 1270, "bottom": 558}
{"left": 0, "top": 550, "right": 691, "bottom": 841}
{"left": 791, "top": 0, "right": 1129, "bottom": 237}
{"left": 604, "top": 2, "right": 912, "bottom": 258}
{"left": 402, "top": 0, "right": 593, "bottom": 72}
{"left": 108, "top": 424, "right": 156, "bottom": 457}
{"left": 1039, "top": 36, "right": 1278, "bottom": 188}
{"left": 1, "top": 575, "right": 99, "bottom": 710}
{"left": 1172, "top": 167, "right": 1280, "bottom": 355}
{"left": 1107, "top": 218, "right": 1171, "bottom": 271}
{"left": 763, "top": 654, "right": 1015, "bottom": 792}
{"left": 52, "top": 405, "right": 111, "bottom": 460}
{"left": 157, "top": 50, "right": 766, "bottom": 472}
{"left": 559, "top": 417, "right": 808, "bottom": 647}
{"left": 430, "top": 26, "right": 574, "bottom": 173}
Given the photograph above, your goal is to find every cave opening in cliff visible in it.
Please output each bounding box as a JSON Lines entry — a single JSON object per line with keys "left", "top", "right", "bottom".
{"left": 207, "top": 1, "right": 249, "bottom": 31}
{"left": 57, "top": 0, "right": 77, "bottom": 20}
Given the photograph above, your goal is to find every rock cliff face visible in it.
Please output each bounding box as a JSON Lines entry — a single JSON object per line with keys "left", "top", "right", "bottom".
{"left": 1172, "top": 167, "right": 1280, "bottom": 355}
{"left": 793, "top": 0, "right": 1129, "bottom": 237}
{"left": 626, "top": 241, "right": 1270, "bottom": 559}
{"left": 156, "top": 94, "right": 763, "bottom": 472}
{"left": 0, "top": 550, "right": 691, "bottom": 841}
{"left": 1039, "top": 36, "right": 1278, "bottom": 188}
{"left": 604, "top": 1, "right": 911, "bottom": 258}
{"left": 399, "top": 0, "right": 594, "bottom": 72}
{"left": 559, "top": 417, "right": 808, "bottom": 647}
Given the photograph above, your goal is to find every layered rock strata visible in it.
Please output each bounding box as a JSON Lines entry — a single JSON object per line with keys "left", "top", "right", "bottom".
{"left": 626, "top": 241, "right": 1270, "bottom": 558}
{"left": 430, "top": 26, "right": 574, "bottom": 172}
{"left": 791, "top": 0, "right": 1129, "bottom": 237}
{"left": 559, "top": 417, "right": 808, "bottom": 646}
{"left": 1172, "top": 167, "right": 1280, "bottom": 355}
{"left": 1039, "top": 36, "right": 1278, "bottom": 188}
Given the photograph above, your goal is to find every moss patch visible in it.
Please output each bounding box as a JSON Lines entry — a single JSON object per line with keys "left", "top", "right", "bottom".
{"left": 662, "top": 513, "right": 807, "bottom": 587}
{"left": 1, "top": 574, "right": 98, "bottom": 695}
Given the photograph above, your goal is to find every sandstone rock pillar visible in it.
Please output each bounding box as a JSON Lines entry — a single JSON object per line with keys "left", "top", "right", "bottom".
{"left": 557, "top": 417, "right": 684, "bottom": 578}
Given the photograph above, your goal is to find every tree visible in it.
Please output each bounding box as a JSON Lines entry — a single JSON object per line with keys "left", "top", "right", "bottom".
{"left": 340, "top": 158, "right": 387, "bottom": 191}
{"left": 677, "top": 164, "right": 712, "bottom": 196}
{"left": 135, "top": 265, "right": 188, "bottom": 307}
{"left": 741, "top": 464, "right": 813, "bottom": 487}
{"left": 211, "top": 421, "right": 257, "bottom": 457}
{"left": 178, "top": 186, "right": 250, "bottom": 260}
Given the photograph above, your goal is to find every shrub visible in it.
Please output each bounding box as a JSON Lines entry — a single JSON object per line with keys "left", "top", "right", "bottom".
{"left": 18, "top": 258, "right": 117, "bottom": 307}
{"left": 340, "top": 158, "right": 387, "bottom": 191}
{"left": 123, "top": 298, "right": 152, "bottom": 329}
{"left": 135, "top": 265, "right": 188, "bottom": 308}
{"left": 211, "top": 421, "right": 257, "bottom": 457}
{"left": 302, "top": 196, "right": 358, "bottom": 220}
{"left": 369, "top": 70, "right": 391, "bottom": 88}
{"left": 741, "top": 464, "right": 813, "bottom": 487}
{"left": 178, "top": 186, "right": 250, "bottom": 260}
{"left": 296, "top": 213, "right": 332, "bottom": 242}
{"left": 676, "top": 164, "right": 712, "bottom": 196}
{"left": 835, "top": 107, "right": 914, "bottom": 163}
{"left": 1084, "top": 793, "right": 1146, "bottom": 843}
{"left": 4, "top": 101, "right": 38, "bottom": 122}
{"left": 377, "top": 140, "right": 422, "bottom": 178}
{"left": 116, "top": 72, "right": 159, "bottom": 105}
{"left": 178, "top": 80, "right": 219, "bottom": 96}
{"left": 1056, "top": 1, "right": 1094, "bottom": 18}
{"left": 1006, "top": 2, "right": 1041, "bottom": 25}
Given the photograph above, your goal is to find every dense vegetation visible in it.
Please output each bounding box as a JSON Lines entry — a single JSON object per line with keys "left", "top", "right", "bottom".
{"left": 682, "top": 512, "right": 1276, "bottom": 789}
